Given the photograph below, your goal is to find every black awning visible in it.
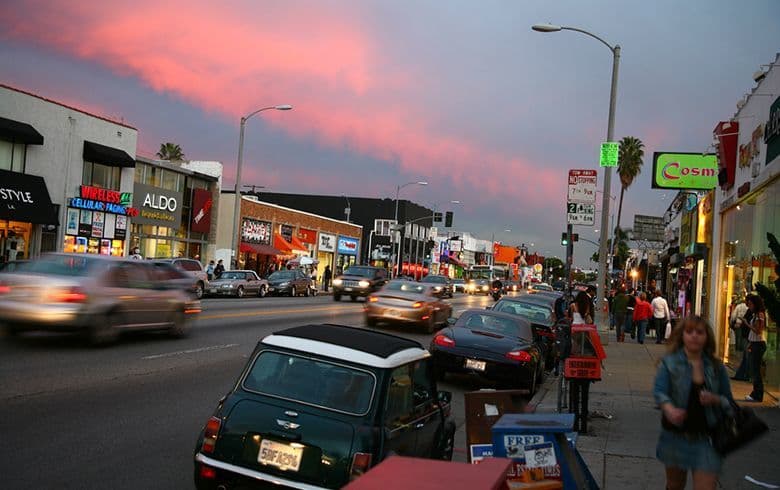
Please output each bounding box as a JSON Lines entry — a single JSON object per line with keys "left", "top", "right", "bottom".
{"left": 83, "top": 141, "right": 135, "bottom": 168}
{"left": 0, "top": 169, "right": 59, "bottom": 224}
{"left": 0, "top": 117, "right": 44, "bottom": 145}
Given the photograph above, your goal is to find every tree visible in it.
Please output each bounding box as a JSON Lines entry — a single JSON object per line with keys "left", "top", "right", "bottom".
{"left": 543, "top": 257, "right": 565, "bottom": 281}
{"left": 613, "top": 136, "right": 644, "bottom": 256}
{"left": 755, "top": 233, "right": 780, "bottom": 325}
{"left": 156, "top": 142, "right": 185, "bottom": 161}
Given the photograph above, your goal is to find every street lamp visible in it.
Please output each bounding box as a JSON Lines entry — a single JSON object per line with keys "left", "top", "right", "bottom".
{"left": 393, "top": 181, "right": 428, "bottom": 277}
{"left": 230, "top": 104, "right": 292, "bottom": 268}
{"left": 533, "top": 22, "right": 620, "bottom": 343}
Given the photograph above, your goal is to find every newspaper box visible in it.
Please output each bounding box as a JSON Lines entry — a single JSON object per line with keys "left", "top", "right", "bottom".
{"left": 491, "top": 413, "right": 599, "bottom": 489}
{"left": 464, "top": 389, "right": 528, "bottom": 463}
{"left": 564, "top": 323, "right": 606, "bottom": 380}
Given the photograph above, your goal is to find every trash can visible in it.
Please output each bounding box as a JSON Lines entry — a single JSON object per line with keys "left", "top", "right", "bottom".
{"left": 491, "top": 413, "right": 599, "bottom": 489}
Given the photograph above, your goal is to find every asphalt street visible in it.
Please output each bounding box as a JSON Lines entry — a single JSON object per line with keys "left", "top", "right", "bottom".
{"left": 0, "top": 291, "right": 503, "bottom": 490}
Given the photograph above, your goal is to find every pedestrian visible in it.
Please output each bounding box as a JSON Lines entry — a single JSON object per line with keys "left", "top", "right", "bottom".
{"left": 570, "top": 291, "right": 594, "bottom": 324}
{"left": 607, "top": 289, "right": 615, "bottom": 330}
{"left": 731, "top": 299, "right": 752, "bottom": 382}
{"left": 625, "top": 289, "right": 637, "bottom": 339}
{"left": 654, "top": 315, "right": 734, "bottom": 490}
{"left": 651, "top": 290, "right": 671, "bottom": 344}
{"left": 206, "top": 260, "right": 215, "bottom": 281}
{"left": 744, "top": 295, "right": 767, "bottom": 402}
{"left": 612, "top": 287, "right": 629, "bottom": 342}
{"left": 633, "top": 292, "right": 652, "bottom": 344}
{"left": 129, "top": 246, "right": 143, "bottom": 260}
{"left": 323, "top": 265, "right": 332, "bottom": 292}
{"left": 214, "top": 259, "right": 225, "bottom": 279}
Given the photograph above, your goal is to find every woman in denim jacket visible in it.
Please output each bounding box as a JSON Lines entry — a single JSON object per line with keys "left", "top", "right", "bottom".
{"left": 653, "top": 316, "right": 734, "bottom": 490}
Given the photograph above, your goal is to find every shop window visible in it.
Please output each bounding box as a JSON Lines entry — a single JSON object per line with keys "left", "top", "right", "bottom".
{"left": 0, "top": 140, "right": 27, "bottom": 173}
{"left": 82, "top": 161, "right": 120, "bottom": 190}
{"left": 145, "top": 166, "right": 163, "bottom": 187}
{"left": 162, "top": 169, "right": 183, "bottom": 192}
{"left": 134, "top": 163, "right": 147, "bottom": 184}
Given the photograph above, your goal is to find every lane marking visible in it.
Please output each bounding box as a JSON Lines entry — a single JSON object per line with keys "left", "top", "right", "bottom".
{"left": 142, "top": 343, "right": 240, "bottom": 360}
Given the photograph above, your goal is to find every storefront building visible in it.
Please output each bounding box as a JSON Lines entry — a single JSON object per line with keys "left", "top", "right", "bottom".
{"left": 1, "top": 84, "right": 137, "bottom": 259}
{"left": 710, "top": 55, "right": 780, "bottom": 397}
{"left": 128, "top": 157, "right": 221, "bottom": 261}
{"left": 217, "top": 192, "right": 361, "bottom": 281}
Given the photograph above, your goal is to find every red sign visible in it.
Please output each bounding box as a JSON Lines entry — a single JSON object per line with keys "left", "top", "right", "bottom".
{"left": 713, "top": 121, "right": 739, "bottom": 189}
{"left": 564, "top": 358, "right": 601, "bottom": 380}
{"left": 191, "top": 189, "right": 212, "bottom": 233}
{"left": 298, "top": 228, "right": 317, "bottom": 244}
{"left": 80, "top": 185, "right": 121, "bottom": 204}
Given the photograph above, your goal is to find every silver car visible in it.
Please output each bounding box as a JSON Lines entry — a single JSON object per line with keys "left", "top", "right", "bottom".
{"left": 207, "top": 270, "right": 268, "bottom": 298}
{"left": 0, "top": 253, "right": 201, "bottom": 345}
{"left": 156, "top": 258, "right": 209, "bottom": 299}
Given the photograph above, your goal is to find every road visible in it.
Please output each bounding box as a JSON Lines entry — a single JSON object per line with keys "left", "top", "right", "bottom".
{"left": 0, "top": 291, "right": 506, "bottom": 490}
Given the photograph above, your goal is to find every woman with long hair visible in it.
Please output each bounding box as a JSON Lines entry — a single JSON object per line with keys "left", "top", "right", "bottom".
{"left": 570, "top": 291, "right": 593, "bottom": 324}
{"left": 653, "top": 316, "right": 734, "bottom": 489}
{"left": 745, "top": 295, "right": 768, "bottom": 402}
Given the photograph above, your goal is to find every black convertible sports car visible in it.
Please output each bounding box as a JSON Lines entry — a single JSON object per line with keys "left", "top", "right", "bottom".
{"left": 492, "top": 296, "right": 558, "bottom": 369}
{"left": 429, "top": 309, "right": 545, "bottom": 395}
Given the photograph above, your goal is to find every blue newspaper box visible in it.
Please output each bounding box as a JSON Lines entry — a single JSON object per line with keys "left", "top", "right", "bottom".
{"left": 491, "top": 413, "right": 598, "bottom": 489}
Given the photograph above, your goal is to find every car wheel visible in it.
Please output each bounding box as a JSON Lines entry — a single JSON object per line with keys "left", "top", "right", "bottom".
{"left": 195, "top": 281, "right": 204, "bottom": 299}
{"left": 439, "top": 424, "right": 455, "bottom": 461}
{"left": 168, "top": 310, "right": 188, "bottom": 338}
{"left": 366, "top": 316, "right": 377, "bottom": 327}
{"left": 236, "top": 286, "right": 245, "bottom": 298}
{"left": 334, "top": 294, "right": 341, "bottom": 301}
{"left": 525, "top": 369, "right": 538, "bottom": 396}
{"left": 424, "top": 316, "right": 436, "bottom": 334}
{"left": 88, "top": 311, "right": 120, "bottom": 346}
{"left": 258, "top": 285, "right": 267, "bottom": 298}
{"left": 304, "top": 286, "right": 310, "bottom": 297}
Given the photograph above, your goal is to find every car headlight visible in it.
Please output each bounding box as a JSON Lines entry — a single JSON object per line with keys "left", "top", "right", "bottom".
{"left": 333, "top": 279, "right": 343, "bottom": 286}
{"left": 222, "top": 284, "right": 233, "bottom": 288}
{"left": 358, "top": 280, "right": 370, "bottom": 288}
{"left": 481, "top": 285, "right": 488, "bottom": 291}
{"left": 279, "top": 282, "right": 290, "bottom": 287}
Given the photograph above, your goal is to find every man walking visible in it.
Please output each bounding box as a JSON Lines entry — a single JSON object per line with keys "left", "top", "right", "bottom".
{"left": 633, "top": 292, "right": 652, "bottom": 344}
{"left": 650, "top": 290, "right": 671, "bottom": 344}
{"left": 612, "top": 287, "right": 629, "bottom": 342}
{"left": 323, "top": 265, "right": 332, "bottom": 292}
{"left": 625, "top": 288, "right": 637, "bottom": 339}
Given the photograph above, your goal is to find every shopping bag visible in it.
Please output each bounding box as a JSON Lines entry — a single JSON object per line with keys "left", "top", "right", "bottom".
{"left": 664, "top": 321, "right": 672, "bottom": 339}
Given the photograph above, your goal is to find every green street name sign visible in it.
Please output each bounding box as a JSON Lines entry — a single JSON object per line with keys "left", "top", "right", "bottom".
{"left": 600, "top": 142, "right": 619, "bottom": 167}
{"left": 652, "top": 152, "right": 718, "bottom": 190}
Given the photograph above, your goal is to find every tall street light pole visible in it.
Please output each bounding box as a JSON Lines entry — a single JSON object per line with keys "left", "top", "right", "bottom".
{"left": 533, "top": 23, "right": 620, "bottom": 344}
{"left": 231, "top": 105, "right": 292, "bottom": 268}
{"left": 393, "top": 181, "right": 428, "bottom": 277}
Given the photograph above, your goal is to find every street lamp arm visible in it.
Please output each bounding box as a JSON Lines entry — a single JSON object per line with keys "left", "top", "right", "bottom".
{"left": 561, "top": 26, "right": 617, "bottom": 52}
{"left": 242, "top": 106, "right": 278, "bottom": 123}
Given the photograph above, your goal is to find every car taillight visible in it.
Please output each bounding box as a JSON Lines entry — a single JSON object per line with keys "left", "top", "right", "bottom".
{"left": 412, "top": 301, "right": 424, "bottom": 308}
{"left": 199, "top": 465, "right": 217, "bottom": 479}
{"left": 434, "top": 334, "right": 455, "bottom": 348}
{"left": 201, "top": 416, "right": 221, "bottom": 454}
{"left": 350, "top": 452, "right": 372, "bottom": 480}
{"left": 49, "top": 287, "right": 88, "bottom": 303}
{"left": 506, "top": 350, "right": 532, "bottom": 362}
{"left": 368, "top": 296, "right": 378, "bottom": 302}
{"left": 0, "top": 284, "right": 10, "bottom": 294}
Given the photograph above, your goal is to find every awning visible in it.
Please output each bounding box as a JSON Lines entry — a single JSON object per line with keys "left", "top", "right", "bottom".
{"left": 0, "top": 117, "right": 44, "bottom": 145}
{"left": 240, "top": 242, "right": 282, "bottom": 256}
{"left": 83, "top": 141, "right": 135, "bottom": 168}
{"left": 0, "top": 169, "right": 59, "bottom": 224}
{"left": 289, "top": 235, "right": 309, "bottom": 253}
{"left": 274, "top": 233, "right": 294, "bottom": 254}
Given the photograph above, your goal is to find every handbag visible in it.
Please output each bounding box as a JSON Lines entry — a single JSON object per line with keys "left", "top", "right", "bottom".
{"left": 711, "top": 398, "right": 768, "bottom": 455}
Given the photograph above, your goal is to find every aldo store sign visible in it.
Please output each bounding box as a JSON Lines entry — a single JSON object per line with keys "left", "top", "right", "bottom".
{"left": 132, "top": 183, "right": 183, "bottom": 228}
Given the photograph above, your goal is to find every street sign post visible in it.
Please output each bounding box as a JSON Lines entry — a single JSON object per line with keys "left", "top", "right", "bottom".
{"left": 567, "top": 169, "right": 597, "bottom": 203}
{"left": 600, "top": 142, "right": 619, "bottom": 167}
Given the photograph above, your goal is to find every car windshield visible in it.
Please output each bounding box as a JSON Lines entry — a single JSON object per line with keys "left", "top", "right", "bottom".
{"left": 219, "top": 271, "right": 246, "bottom": 280}
{"left": 421, "top": 276, "right": 445, "bottom": 283}
{"left": 459, "top": 313, "right": 532, "bottom": 341}
{"left": 384, "top": 281, "right": 426, "bottom": 294}
{"left": 470, "top": 270, "right": 492, "bottom": 280}
{"left": 343, "top": 266, "right": 375, "bottom": 278}
{"left": 243, "top": 351, "right": 375, "bottom": 415}
{"left": 494, "top": 301, "right": 553, "bottom": 324}
{"left": 532, "top": 284, "right": 552, "bottom": 291}
{"left": 13, "top": 255, "right": 102, "bottom": 277}
{"left": 268, "top": 271, "right": 295, "bottom": 281}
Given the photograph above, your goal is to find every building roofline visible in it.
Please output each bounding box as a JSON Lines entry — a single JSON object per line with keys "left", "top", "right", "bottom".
{"left": 136, "top": 155, "right": 219, "bottom": 182}
{"left": 0, "top": 83, "right": 137, "bottom": 130}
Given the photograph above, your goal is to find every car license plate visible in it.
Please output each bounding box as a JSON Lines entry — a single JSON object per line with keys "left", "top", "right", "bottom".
{"left": 384, "top": 309, "right": 403, "bottom": 319}
{"left": 344, "top": 287, "right": 353, "bottom": 291}
{"left": 257, "top": 439, "right": 303, "bottom": 472}
{"left": 465, "top": 359, "right": 486, "bottom": 371}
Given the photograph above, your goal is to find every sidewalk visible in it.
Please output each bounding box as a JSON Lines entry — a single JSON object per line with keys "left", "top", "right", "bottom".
{"left": 531, "top": 335, "right": 780, "bottom": 489}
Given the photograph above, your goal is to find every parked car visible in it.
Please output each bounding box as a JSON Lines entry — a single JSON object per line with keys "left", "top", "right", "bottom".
{"left": 332, "top": 265, "right": 389, "bottom": 301}
{"left": 156, "top": 258, "right": 209, "bottom": 299}
{"left": 504, "top": 280, "right": 521, "bottom": 293}
{"left": 451, "top": 278, "right": 467, "bottom": 293}
{"left": 149, "top": 260, "right": 201, "bottom": 297}
{"left": 420, "top": 274, "right": 454, "bottom": 298}
{"left": 267, "top": 269, "right": 312, "bottom": 296}
{"left": 429, "top": 309, "right": 545, "bottom": 394}
{"left": 364, "top": 280, "right": 452, "bottom": 333}
{"left": 193, "top": 324, "right": 456, "bottom": 490}
{"left": 552, "top": 280, "right": 566, "bottom": 291}
{"left": 0, "top": 253, "right": 200, "bottom": 344}
{"left": 527, "top": 282, "right": 553, "bottom": 294}
{"left": 492, "top": 297, "right": 557, "bottom": 369}
{"left": 207, "top": 270, "right": 268, "bottom": 298}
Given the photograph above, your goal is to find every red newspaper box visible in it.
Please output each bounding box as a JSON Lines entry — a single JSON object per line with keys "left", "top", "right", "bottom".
{"left": 564, "top": 324, "right": 606, "bottom": 381}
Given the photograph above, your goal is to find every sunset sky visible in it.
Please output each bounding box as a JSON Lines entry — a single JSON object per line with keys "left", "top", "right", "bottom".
{"left": 2, "top": 0, "right": 779, "bottom": 265}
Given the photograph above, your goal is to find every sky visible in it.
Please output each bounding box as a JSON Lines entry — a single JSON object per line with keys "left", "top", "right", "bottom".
{"left": 1, "top": 0, "right": 779, "bottom": 266}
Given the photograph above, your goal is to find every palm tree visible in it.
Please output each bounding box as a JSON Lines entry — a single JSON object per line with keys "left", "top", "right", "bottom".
{"left": 156, "top": 142, "right": 185, "bottom": 161}
{"left": 613, "top": 136, "right": 644, "bottom": 256}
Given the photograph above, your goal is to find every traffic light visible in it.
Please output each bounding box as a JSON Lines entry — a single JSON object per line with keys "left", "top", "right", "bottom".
{"left": 561, "top": 233, "right": 568, "bottom": 246}
{"left": 433, "top": 212, "right": 443, "bottom": 222}
{"left": 572, "top": 233, "right": 579, "bottom": 242}
{"left": 444, "top": 211, "right": 453, "bottom": 227}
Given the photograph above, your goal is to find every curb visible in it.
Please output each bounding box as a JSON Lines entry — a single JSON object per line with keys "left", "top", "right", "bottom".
{"left": 527, "top": 372, "right": 557, "bottom": 412}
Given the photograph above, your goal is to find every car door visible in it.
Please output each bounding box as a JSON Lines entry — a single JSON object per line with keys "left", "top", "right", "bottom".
{"left": 409, "top": 358, "right": 442, "bottom": 457}
{"left": 382, "top": 364, "right": 418, "bottom": 457}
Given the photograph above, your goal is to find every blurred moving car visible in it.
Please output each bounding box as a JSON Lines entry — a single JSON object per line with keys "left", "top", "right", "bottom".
{"left": 332, "top": 265, "right": 388, "bottom": 302}
{"left": 267, "top": 269, "right": 313, "bottom": 296}
{"left": 156, "top": 258, "right": 209, "bottom": 299}
{"left": 429, "top": 309, "right": 545, "bottom": 394}
{"left": 492, "top": 296, "right": 557, "bottom": 369}
{"left": 466, "top": 278, "right": 491, "bottom": 295}
{"left": 451, "top": 278, "right": 467, "bottom": 293}
{"left": 0, "top": 253, "right": 200, "bottom": 344}
{"left": 365, "top": 281, "right": 452, "bottom": 333}
{"left": 504, "top": 280, "right": 521, "bottom": 293}
{"left": 207, "top": 270, "right": 268, "bottom": 298}
{"left": 193, "top": 324, "right": 455, "bottom": 490}
{"left": 420, "top": 274, "right": 454, "bottom": 298}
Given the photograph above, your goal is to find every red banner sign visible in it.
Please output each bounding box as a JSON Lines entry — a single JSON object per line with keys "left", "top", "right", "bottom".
{"left": 191, "top": 189, "right": 212, "bottom": 233}
{"left": 298, "top": 228, "right": 317, "bottom": 244}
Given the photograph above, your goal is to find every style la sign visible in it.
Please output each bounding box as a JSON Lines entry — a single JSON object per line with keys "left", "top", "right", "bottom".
{"left": 132, "top": 183, "right": 183, "bottom": 228}
{"left": 652, "top": 152, "right": 718, "bottom": 190}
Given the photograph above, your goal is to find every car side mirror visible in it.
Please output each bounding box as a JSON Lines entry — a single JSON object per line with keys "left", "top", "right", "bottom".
{"left": 446, "top": 317, "right": 457, "bottom": 326}
{"left": 437, "top": 390, "right": 452, "bottom": 404}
